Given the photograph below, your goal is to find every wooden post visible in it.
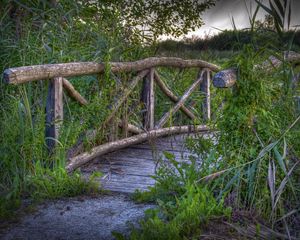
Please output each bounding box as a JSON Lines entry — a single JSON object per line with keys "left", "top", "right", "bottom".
{"left": 141, "top": 68, "right": 155, "bottom": 130}
{"left": 200, "top": 69, "right": 211, "bottom": 121}
{"left": 122, "top": 99, "right": 129, "bottom": 138}
{"left": 45, "top": 77, "right": 63, "bottom": 154}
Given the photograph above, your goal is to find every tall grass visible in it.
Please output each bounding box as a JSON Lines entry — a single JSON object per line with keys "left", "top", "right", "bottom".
{"left": 123, "top": 2, "right": 300, "bottom": 238}
{"left": 0, "top": 0, "right": 148, "bottom": 218}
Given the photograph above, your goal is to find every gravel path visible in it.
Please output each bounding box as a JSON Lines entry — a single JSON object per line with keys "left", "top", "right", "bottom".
{"left": 1, "top": 194, "right": 154, "bottom": 240}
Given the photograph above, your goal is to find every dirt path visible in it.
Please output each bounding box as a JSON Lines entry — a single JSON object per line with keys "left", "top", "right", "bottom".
{"left": 1, "top": 194, "right": 154, "bottom": 240}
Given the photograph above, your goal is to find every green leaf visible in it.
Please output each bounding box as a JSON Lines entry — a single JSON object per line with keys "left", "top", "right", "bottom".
{"left": 273, "top": 146, "right": 287, "bottom": 174}
{"left": 273, "top": 0, "right": 284, "bottom": 18}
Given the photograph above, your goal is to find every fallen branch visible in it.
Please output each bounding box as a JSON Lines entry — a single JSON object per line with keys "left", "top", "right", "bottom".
{"left": 66, "top": 125, "right": 210, "bottom": 172}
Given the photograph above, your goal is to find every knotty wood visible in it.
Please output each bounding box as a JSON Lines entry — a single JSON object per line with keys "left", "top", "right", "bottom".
{"left": 4, "top": 57, "right": 221, "bottom": 84}
{"left": 154, "top": 70, "right": 196, "bottom": 120}
{"left": 141, "top": 68, "right": 155, "bottom": 130}
{"left": 62, "top": 78, "right": 88, "bottom": 105}
{"left": 45, "top": 77, "right": 63, "bottom": 153}
{"left": 155, "top": 70, "right": 205, "bottom": 129}
{"left": 66, "top": 125, "right": 209, "bottom": 172}
{"left": 200, "top": 69, "right": 211, "bottom": 121}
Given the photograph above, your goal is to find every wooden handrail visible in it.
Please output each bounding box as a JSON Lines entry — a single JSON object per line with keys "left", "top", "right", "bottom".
{"left": 3, "top": 57, "right": 216, "bottom": 161}
{"left": 3, "top": 57, "right": 220, "bottom": 84}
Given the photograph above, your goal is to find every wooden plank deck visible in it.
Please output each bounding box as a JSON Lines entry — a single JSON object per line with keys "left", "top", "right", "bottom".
{"left": 81, "top": 133, "right": 204, "bottom": 193}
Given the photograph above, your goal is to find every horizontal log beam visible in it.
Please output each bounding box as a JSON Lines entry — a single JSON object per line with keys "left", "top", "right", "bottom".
{"left": 66, "top": 125, "right": 210, "bottom": 172}
{"left": 154, "top": 71, "right": 196, "bottom": 120}
{"left": 3, "top": 57, "right": 221, "bottom": 85}
{"left": 62, "top": 78, "right": 88, "bottom": 105}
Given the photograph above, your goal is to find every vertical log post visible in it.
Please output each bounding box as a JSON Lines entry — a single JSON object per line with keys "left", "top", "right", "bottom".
{"left": 45, "top": 77, "right": 63, "bottom": 154}
{"left": 108, "top": 119, "right": 119, "bottom": 142}
{"left": 200, "top": 69, "right": 211, "bottom": 121}
{"left": 141, "top": 68, "right": 155, "bottom": 130}
{"left": 122, "top": 99, "right": 129, "bottom": 138}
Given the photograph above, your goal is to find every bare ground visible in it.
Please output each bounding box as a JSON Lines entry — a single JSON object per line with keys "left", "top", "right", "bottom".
{"left": 0, "top": 193, "right": 154, "bottom": 240}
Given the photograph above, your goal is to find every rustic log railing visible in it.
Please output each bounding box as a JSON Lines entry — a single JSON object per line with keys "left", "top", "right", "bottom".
{"left": 4, "top": 57, "right": 223, "bottom": 172}
{"left": 4, "top": 52, "right": 300, "bottom": 172}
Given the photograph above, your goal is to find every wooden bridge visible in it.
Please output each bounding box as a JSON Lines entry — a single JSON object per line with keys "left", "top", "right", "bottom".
{"left": 4, "top": 53, "right": 298, "bottom": 192}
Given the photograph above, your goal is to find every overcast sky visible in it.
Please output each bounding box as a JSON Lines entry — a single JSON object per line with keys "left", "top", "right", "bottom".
{"left": 184, "top": 0, "right": 300, "bottom": 38}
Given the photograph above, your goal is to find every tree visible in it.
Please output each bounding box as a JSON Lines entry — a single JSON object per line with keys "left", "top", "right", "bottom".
{"left": 77, "top": 0, "right": 216, "bottom": 42}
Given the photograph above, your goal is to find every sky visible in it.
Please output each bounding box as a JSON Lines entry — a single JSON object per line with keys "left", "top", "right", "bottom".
{"left": 183, "top": 0, "right": 300, "bottom": 39}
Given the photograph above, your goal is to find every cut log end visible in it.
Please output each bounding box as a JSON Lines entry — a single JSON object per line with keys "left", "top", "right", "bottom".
{"left": 212, "top": 68, "right": 237, "bottom": 88}
{"left": 3, "top": 69, "right": 14, "bottom": 84}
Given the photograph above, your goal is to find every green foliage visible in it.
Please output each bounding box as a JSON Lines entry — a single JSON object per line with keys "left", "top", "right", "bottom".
{"left": 183, "top": 45, "right": 300, "bottom": 234}
{"left": 25, "top": 165, "right": 101, "bottom": 201}
{"left": 78, "top": 0, "right": 216, "bottom": 41}
{"left": 128, "top": 185, "right": 230, "bottom": 240}
{"left": 0, "top": 0, "right": 218, "bottom": 220}
{"left": 123, "top": 155, "right": 231, "bottom": 240}
{"left": 158, "top": 30, "right": 300, "bottom": 53}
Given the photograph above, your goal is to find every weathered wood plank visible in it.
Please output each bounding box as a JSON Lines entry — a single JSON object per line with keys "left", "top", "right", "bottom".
{"left": 45, "top": 77, "right": 63, "bottom": 154}
{"left": 154, "top": 70, "right": 196, "bottom": 120}
{"left": 81, "top": 133, "right": 206, "bottom": 193}
{"left": 110, "top": 147, "right": 194, "bottom": 161}
{"left": 155, "top": 70, "right": 205, "bottom": 128}
{"left": 4, "top": 57, "right": 221, "bottom": 84}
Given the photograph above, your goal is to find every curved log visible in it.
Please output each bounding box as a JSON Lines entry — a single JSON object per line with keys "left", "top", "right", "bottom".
{"left": 62, "top": 78, "right": 88, "bottom": 105}
{"left": 3, "top": 57, "right": 221, "bottom": 84}
{"left": 154, "top": 71, "right": 196, "bottom": 120}
{"left": 66, "top": 124, "right": 210, "bottom": 172}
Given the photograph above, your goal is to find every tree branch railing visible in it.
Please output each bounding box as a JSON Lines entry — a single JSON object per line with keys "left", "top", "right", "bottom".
{"left": 3, "top": 57, "right": 223, "bottom": 172}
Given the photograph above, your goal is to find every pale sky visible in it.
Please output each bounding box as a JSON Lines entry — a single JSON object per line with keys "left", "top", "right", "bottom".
{"left": 177, "top": 0, "right": 300, "bottom": 39}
